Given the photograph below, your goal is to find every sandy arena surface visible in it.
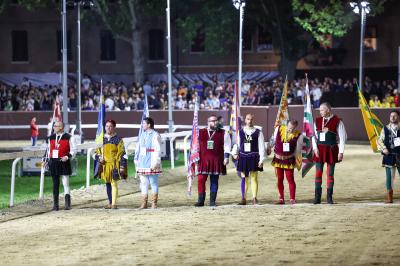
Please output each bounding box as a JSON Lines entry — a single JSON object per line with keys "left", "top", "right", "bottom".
{"left": 1, "top": 144, "right": 400, "bottom": 265}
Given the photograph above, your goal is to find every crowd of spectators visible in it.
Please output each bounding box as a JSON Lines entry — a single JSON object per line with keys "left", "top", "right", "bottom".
{"left": 0, "top": 75, "right": 398, "bottom": 112}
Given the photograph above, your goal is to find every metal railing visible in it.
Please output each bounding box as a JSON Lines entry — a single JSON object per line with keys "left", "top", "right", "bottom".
{"left": 0, "top": 124, "right": 193, "bottom": 207}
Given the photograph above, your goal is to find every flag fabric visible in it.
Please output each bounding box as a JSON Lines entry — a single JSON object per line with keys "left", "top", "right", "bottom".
{"left": 187, "top": 97, "right": 200, "bottom": 196}
{"left": 95, "top": 81, "right": 106, "bottom": 145}
{"left": 134, "top": 93, "right": 150, "bottom": 162}
{"left": 301, "top": 79, "right": 315, "bottom": 177}
{"left": 273, "top": 78, "right": 290, "bottom": 128}
{"left": 230, "top": 80, "right": 241, "bottom": 146}
{"left": 358, "top": 86, "right": 384, "bottom": 152}
{"left": 50, "top": 94, "right": 62, "bottom": 135}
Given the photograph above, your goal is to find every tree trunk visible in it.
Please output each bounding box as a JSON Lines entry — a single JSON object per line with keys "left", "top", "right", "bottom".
{"left": 278, "top": 56, "right": 298, "bottom": 81}
{"left": 131, "top": 29, "right": 145, "bottom": 84}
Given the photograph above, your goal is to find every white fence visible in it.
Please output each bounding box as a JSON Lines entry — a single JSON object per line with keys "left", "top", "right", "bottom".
{"left": 0, "top": 125, "right": 194, "bottom": 207}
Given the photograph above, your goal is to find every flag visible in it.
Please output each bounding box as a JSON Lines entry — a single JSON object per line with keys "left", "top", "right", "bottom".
{"left": 134, "top": 92, "right": 150, "bottom": 162}
{"left": 230, "top": 80, "right": 241, "bottom": 145}
{"left": 187, "top": 97, "right": 200, "bottom": 196}
{"left": 301, "top": 78, "right": 315, "bottom": 177}
{"left": 50, "top": 94, "right": 62, "bottom": 135}
{"left": 95, "top": 80, "right": 106, "bottom": 145}
{"left": 358, "top": 86, "right": 384, "bottom": 152}
{"left": 274, "top": 78, "right": 290, "bottom": 128}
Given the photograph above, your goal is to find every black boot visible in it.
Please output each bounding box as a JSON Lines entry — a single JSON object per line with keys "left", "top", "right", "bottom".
{"left": 327, "top": 188, "right": 334, "bottom": 204}
{"left": 210, "top": 192, "right": 217, "bottom": 207}
{"left": 65, "top": 194, "right": 71, "bottom": 210}
{"left": 194, "top": 193, "right": 206, "bottom": 207}
{"left": 314, "top": 187, "right": 322, "bottom": 204}
{"left": 52, "top": 194, "right": 59, "bottom": 211}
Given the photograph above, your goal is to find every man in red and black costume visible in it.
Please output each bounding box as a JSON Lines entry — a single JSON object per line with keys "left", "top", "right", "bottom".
{"left": 312, "top": 102, "right": 346, "bottom": 204}
{"left": 195, "top": 115, "right": 231, "bottom": 207}
{"left": 47, "top": 121, "right": 76, "bottom": 211}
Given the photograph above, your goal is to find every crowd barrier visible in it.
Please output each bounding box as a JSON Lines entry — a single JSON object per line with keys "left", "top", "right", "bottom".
{"left": 0, "top": 125, "right": 193, "bottom": 207}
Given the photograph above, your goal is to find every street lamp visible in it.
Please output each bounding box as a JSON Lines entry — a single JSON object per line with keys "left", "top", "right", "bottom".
{"left": 67, "top": 0, "right": 94, "bottom": 137}
{"left": 232, "top": 0, "right": 245, "bottom": 107}
{"left": 350, "top": 1, "right": 370, "bottom": 91}
{"left": 166, "top": 0, "right": 173, "bottom": 133}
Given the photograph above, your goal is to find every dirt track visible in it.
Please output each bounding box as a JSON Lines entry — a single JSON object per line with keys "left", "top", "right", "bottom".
{"left": 1, "top": 144, "right": 400, "bottom": 265}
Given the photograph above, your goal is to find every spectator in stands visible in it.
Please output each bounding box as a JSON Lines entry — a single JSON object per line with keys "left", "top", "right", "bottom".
{"left": 105, "top": 95, "right": 115, "bottom": 111}
{"left": 393, "top": 90, "right": 399, "bottom": 107}
{"left": 369, "top": 95, "right": 382, "bottom": 108}
{"left": 30, "top": 116, "right": 39, "bottom": 146}
{"left": 311, "top": 82, "right": 322, "bottom": 108}
{"left": 175, "top": 95, "right": 186, "bottom": 110}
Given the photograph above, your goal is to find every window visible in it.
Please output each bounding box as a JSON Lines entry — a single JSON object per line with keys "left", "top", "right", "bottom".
{"left": 257, "top": 26, "right": 273, "bottom": 52}
{"left": 243, "top": 28, "right": 253, "bottom": 52}
{"left": 12, "top": 30, "right": 28, "bottom": 61}
{"left": 100, "top": 30, "right": 116, "bottom": 61}
{"left": 148, "top": 29, "right": 164, "bottom": 60}
{"left": 364, "top": 26, "right": 377, "bottom": 52}
{"left": 57, "top": 30, "right": 72, "bottom": 61}
{"left": 191, "top": 28, "right": 205, "bottom": 53}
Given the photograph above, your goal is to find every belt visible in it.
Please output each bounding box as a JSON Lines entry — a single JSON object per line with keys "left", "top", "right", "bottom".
{"left": 274, "top": 153, "right": 295, "bottom": 160}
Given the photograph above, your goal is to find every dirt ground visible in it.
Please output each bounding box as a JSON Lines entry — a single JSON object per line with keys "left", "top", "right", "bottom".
{"left": 1, "top": 144, "right": 400, "bottom": 265}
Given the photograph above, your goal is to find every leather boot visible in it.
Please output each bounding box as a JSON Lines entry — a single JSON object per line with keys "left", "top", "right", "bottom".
{"left": 194, "top": 193, "right": 206, "bottom": 207}
{"left": 64, "top": 194, "right": 71, "bottom": 210}
{"left": 327, "top": 188, "right": 334, "bottom": 204}
{"left": 210, "top": 192, "right": 217, "bottom": 207}
{"left": 139, "top": 195, "right": 148, "bottom": 209}
{"left": 385, "top": 189, "right": 393, "bottom": 203}
{"left": 238, "top": 198, "right": 246, "bottom": 205}
{"left": 151, "top": 193, "right": 158, "bottom": 209}
{"left": 314, "top": 187, "right": 322, "bottom": 204}
{"left": 52, "top": 194, "right": 59, "bottom": 211}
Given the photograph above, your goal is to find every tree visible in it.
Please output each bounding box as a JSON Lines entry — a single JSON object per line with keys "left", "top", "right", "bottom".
{"left": 292, "top": 0, "right": 386, "bottom": 44}
{"left": 93, "top": 0, "right": 164, "bottom": 84}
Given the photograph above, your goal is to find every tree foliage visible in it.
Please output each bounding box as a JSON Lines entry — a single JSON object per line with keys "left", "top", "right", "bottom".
{"left": 292, "top": 0, "right": 387, "bottom": 44}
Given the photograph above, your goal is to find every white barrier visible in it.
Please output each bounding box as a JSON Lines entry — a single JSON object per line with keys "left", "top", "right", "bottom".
{"left": 2, "top": 128, "right": 193, "bottom": 207}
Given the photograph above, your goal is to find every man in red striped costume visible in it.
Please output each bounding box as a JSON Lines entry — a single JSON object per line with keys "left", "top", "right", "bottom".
{"left": 312, "top": 102, "right": 347, "bottom": 204}
{"left": 195, "top": 115, "right": 231, "bottom": 207}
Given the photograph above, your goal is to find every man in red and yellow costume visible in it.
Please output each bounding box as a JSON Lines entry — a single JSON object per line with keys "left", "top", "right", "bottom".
{"left": 271, "top": 120, "right": 303, "bottom": 204}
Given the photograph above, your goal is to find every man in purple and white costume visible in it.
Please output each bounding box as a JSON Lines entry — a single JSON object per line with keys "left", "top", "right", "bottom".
{"left": 135, "top": 117, "right": 162, "bottom": 209}
{"left": 232, "top": 114, "right": 265, "bottom": 205}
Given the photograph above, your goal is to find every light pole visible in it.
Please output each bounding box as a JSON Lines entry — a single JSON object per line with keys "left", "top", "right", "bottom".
{"left": 232, "top": 0, "right": 245, "bottom": 107}
{"left": 61, "top": 0, "right": 68, "bottom": 130}
{"left": 67, "top": 0, "right": 93, "bottom": 136}
{"left": 350, "top": 1, "right": 370, "bottom": 91}
{"left": 166, "top": 0, "right": 173, "bottom": 133}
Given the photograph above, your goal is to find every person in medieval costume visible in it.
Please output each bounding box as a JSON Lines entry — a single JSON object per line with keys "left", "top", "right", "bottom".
{"left": 195, "top": 114, "right": 231, "bottom": 207}
{"left": 271, "top": 119, "right": 303, "bottom": 204}
{"left": 47, "top": 121, "right": 76, "bottom": 211}
{"left": 377, "top": 110, "right": 400, "bottom": 203}
{"left": 135, "top": 117, "right": 162, "bottom": 209}
{"left": 232, "top": 114, "right": 265, "bottom": 205}
{"left": 312, "top": 102, "right": 347, "bottom": 204}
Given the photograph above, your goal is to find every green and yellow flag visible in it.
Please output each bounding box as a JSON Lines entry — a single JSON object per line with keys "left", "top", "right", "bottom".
{"left": 358, "top": 87, "right": 383, "bottom": 153}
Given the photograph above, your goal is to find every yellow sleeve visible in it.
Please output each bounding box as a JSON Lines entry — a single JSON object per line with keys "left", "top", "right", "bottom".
{"left": 377, "top": 128, "right": 386, "bottom": 152}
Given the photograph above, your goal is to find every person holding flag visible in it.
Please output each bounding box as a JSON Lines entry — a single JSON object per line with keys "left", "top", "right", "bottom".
{"left": 95, "top": 119, "right": 127, "bottom": 209}
{"left": 271, "top": 119, "right": 303, "bottom": 204}
{"left": 312, "top": 102, "right": 347, "bottom": 204}
{"left": 135, "top": 117, "right": 162, "bottom": 209}
{"left": 48, "top": 121, "right": 76, "bottom": 211}
{"left": 377, "top": 110, "right": 400, "bottom": 203}
{"left": 195, "top": 114, "right": 231, "bottom": 207}
{"left": 231, "top": 114, "right": 265, "bottom": 205}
